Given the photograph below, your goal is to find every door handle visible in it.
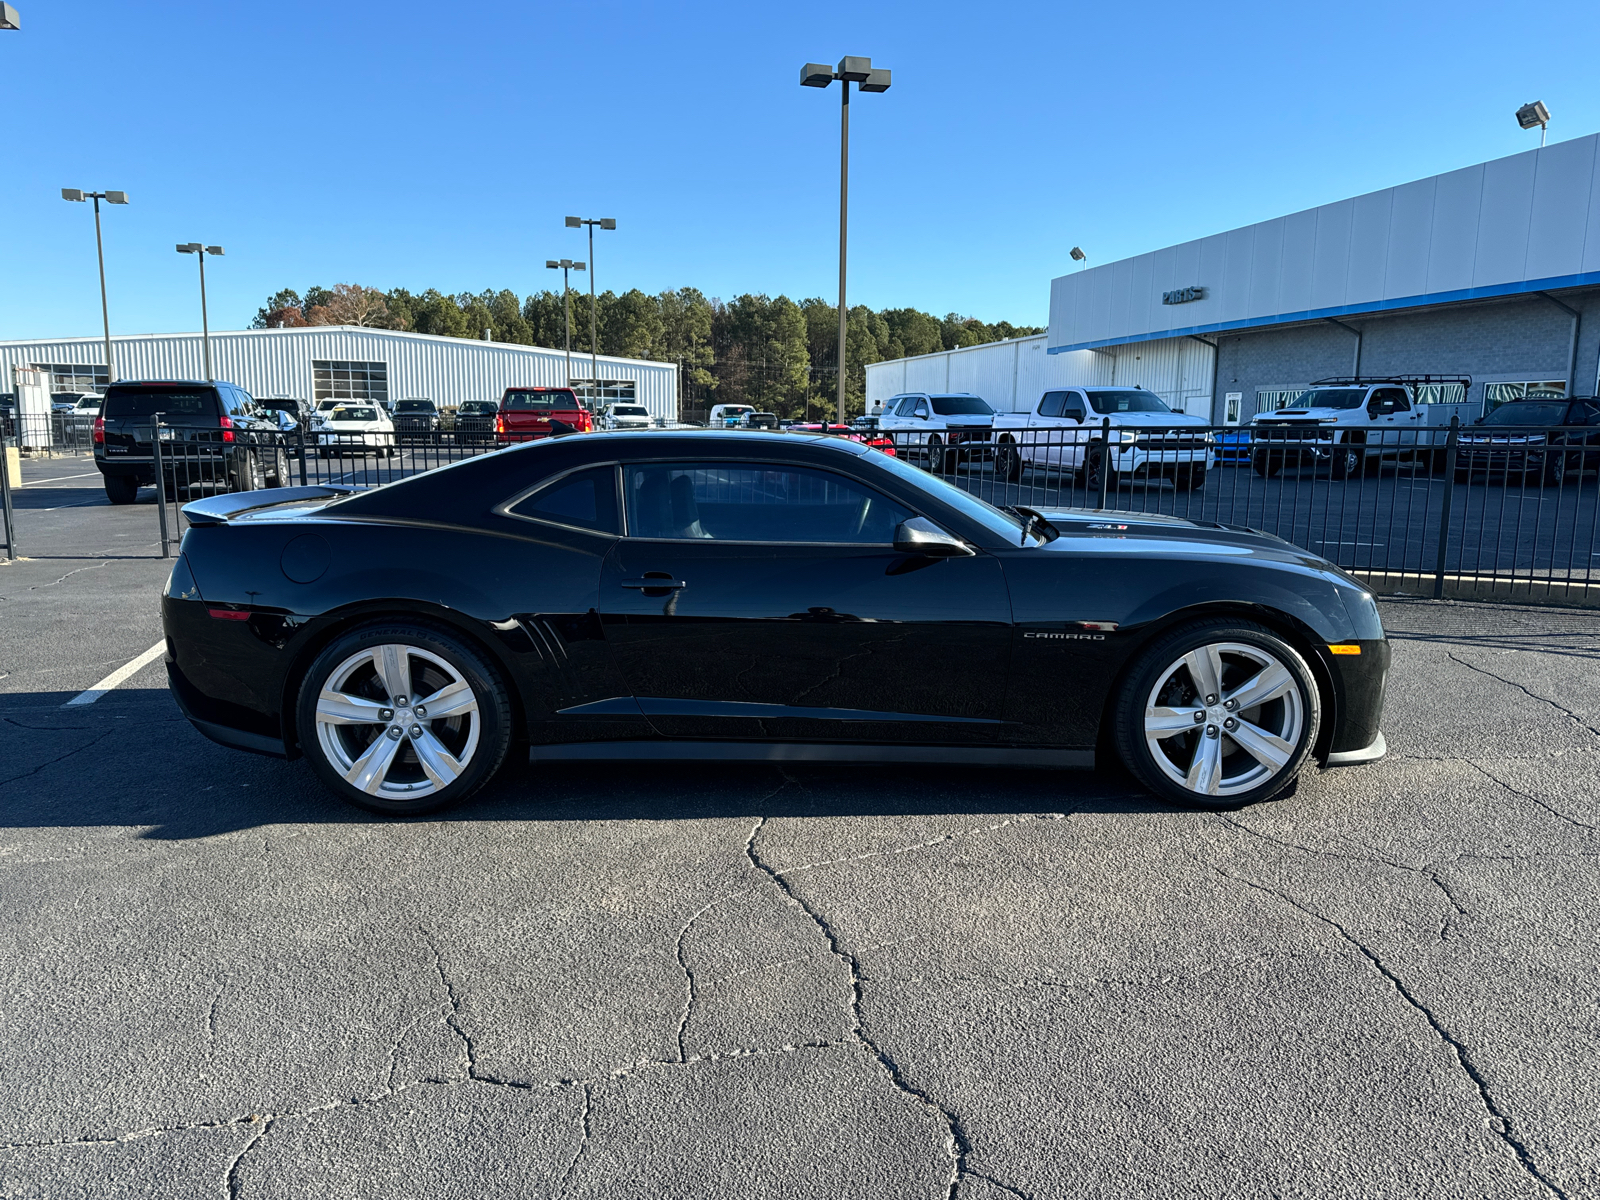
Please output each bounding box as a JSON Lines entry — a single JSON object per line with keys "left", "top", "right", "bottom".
{"left": 622, "top": 577, "right": 687, "bottom": 590}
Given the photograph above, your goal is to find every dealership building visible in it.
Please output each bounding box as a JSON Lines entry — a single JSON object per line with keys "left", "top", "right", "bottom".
{"left": 868, "top": 133, "right": 1600, "bottom": 423}
{"left": 0, "top": 325, "right": 679, "bottom": 419}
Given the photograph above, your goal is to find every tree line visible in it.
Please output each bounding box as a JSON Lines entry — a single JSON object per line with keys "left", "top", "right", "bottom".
{"left": 251, "top": 283, "right": 1042, "bottom": 419}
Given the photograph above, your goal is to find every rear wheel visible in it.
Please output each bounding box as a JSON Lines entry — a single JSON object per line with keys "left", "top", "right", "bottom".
{"left": 1113, "top": 620, "right": 1321, "bottom": 809}
{"left": 295, "top": 623, "right": 512, "bottom": 816}
{"left": 103, "top": 475, "right": 138, "bottom": 505}
{"left": 265, "top": 447, "right": 288, "bottom": 487}
{"left": 231, "top": 450, "right": 266, "bottom": 493}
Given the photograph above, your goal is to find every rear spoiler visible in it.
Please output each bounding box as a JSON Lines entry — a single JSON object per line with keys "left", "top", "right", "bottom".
{"left": 181, "top": 485, "right": 357, "bottom": 527}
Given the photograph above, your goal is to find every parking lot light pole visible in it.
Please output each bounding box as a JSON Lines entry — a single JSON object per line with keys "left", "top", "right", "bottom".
{"left": 802, "top": 56, "right": 891, "bottom": 425}
{"left": 565, "top": 217, "right": 615, "bottom": 409}
{"left": 1516, "top": 101, "right": 1551, "bottom": 147}
{"left": 61, "top": 189, "right": 128, "bottom": 387}
{"left": 176, "top": 244, "right": 224, "bottom": 381}
{"left": 545, "top": 258, "right": 586, "bottom": 386}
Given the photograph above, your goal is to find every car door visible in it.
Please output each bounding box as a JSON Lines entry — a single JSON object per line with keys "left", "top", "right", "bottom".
{"left": 598, "top": 458, "right": 1014, "bottom": 744}
{"left": 1057, "top": 391, "right": 1090, "bottom": 469}
{"left": 1029, "top": 392, "right": 1066, "bottom": 467}
{"left": 1367, "top": 387, "right": 1411, "bottom": 453}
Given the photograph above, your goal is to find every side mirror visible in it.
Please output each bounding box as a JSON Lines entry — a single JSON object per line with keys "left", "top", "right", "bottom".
{"left": 894, "top": 516, "right": 974, "bottom": 557}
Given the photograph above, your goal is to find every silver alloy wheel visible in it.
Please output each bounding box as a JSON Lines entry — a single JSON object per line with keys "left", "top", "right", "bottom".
{"left": 1143, "top": 641, "right": 1305, "bottom": 798}
{"left": 314, "top": 643, "right": 481, "bottom": 799}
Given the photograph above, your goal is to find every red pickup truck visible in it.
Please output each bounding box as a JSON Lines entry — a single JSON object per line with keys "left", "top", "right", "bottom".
{"left": 495, "top": 387, "right": 595, "bottom": 443}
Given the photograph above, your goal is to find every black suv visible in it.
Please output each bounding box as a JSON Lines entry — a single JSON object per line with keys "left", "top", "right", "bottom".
{"left": 95, "top": 380, "right": 289, "bottom": 504}
{"left": 392, "top": 398, "right": 440, "bottom": 437}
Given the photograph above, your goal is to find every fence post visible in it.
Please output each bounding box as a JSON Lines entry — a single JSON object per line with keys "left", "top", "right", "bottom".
{"left": 150, "top": 414, "right": 171, "bottom": 560}
{"left": 1097, "top": 416, "right": 1112, "bottom": 510}
{"left": 1432, "top": 415, "right": 1460, "bottom": 599}
{"left": 1, "top": 425, "right": 16, "bottom": 561}
{"left": 295, "top": 422, "right": 309, "bottom": 487}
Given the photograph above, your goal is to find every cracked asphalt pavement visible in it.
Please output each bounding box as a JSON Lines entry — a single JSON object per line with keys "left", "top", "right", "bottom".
{"left": 3, "top": 455, "right": 1600, "bottom": 1198}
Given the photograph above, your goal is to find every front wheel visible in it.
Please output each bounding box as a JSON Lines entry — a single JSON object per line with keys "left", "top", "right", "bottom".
{"left": 1174, "top": 466, "right": 1206, "bottom": 492}
{"left": 1085, "top": 444, "right": 1117, "bottom": 494}
{"left": 925, "top": 435, "right": 949, "bottom": 474}
{"left": 1328, "top": 442, "right": 1364, "bottom": 481}
{"left": 1251, "top": 448, "right": 1282, "bottom": 478}
{"left": 1539, "top": 451, "right": 1569, "bottom": 488}
{"left": 1112, "top": 620, "right": 1321, "bottom": 809}
{"left": 994, "top": 438, "right": 1022, "bottom": 481}
{"left": 295, "top": 623, "right": 512, "bottom": 816}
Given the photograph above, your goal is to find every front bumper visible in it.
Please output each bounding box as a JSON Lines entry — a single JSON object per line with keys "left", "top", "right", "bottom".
{"left": 1112, "top": 445, "right": 1214, "bottom": 474}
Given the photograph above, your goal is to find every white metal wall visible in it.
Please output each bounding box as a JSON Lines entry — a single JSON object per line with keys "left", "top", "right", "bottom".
{"left": 0, "top": 326, "right": 680, "bottom": 419}
{"left": 1051, "top": 133, "right": 1600, "bottom": 352}
{"left": 866, "top": 334, "right": 1215, "bottom": 417}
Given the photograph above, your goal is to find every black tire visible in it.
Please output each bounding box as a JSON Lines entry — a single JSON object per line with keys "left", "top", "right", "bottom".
{"left": 1251, "top": 448, "right": 1282, "bottom": 478}
{"left": 103, "top": 475, "right": 139, "bottom": 505}
{"left": 925, "top": 435, "right": 948, "bottom": 473}
{"left": 1085, "top": 443, "right": 1117, "bottom": 493}
{"left": 994, "top": 437, "right": 1022, "bottom": 482}
{"left": 1328, "top": 441, "right": 1364, "bottom": 481}
{"left": 265, "top": 447, "right": 288, "bottom": 487}
{"left": 1174, "top": 466, "right": 1206, "bottom": 492}
{"left": 1454, "top": 467, "right": 1471, "bottom": 484}
{"left": 1539, "top": 451, "right": 1568, "bottom": 488}
{"left": 231, "top": 450, "right": 266, "bottom": 493}
{"left": 295, "top": 622, "right": 513, "bottom": 816}
{"left": 1112, "top": 619, "right": 1322, "bottom": 810}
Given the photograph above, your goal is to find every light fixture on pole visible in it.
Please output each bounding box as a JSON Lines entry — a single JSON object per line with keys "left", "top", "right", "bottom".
{"left": 1515, "top": 101, "right": 1551, "bottom": 147}
{"left": 1070, "top": 246, "right": 1088, "bottom": 270}
{"left": 564, "top": 217, "right": 615, "bottom": 409}
{"left": 545, "top": 258, "right": 586, "bottom": 386}
{"left": 176, "top": 243, "right": 224, "bottom": 381}
{"left": 801, "top": 55, "right": 892, "bottom": 425}
{"left": 61, "top": 188, "right": 128, "bottom": 387}
{"left": 0, "top": 4, "right": 20, "bottom": 30}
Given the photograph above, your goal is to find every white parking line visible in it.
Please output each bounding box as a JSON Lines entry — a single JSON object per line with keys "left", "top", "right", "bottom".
{"left": 20, "top": 472, "right": 102, "bottom": 485}
{"left": 63, "top": 640, "right": 166, "bottom": 707}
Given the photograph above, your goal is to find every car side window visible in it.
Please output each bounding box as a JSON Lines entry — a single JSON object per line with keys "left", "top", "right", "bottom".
{"left": 1370, "top": 388, "right": 1407, "bottom": 414}
{"left": 913, "top": 400, "right": 930, "bottom": 419}
{"left": 506, "top": 466, "right": 620, "bottom": 535}
{"left": 1038, "top": 392, "right": 1065, "bottom": 418}
{"left": 623, "top": 463, "right": 912, "bottom": 544}
{"left": 895, "top": 397, "right": 918, "bottom": 417}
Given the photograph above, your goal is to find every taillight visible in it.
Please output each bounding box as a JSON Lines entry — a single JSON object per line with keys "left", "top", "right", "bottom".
{"left": 218, "top": 415, "right": 235, "bottom": 444}
{"left": 92, "top": 416, "right": 105, "bottom": 445}
{"left": 207, "top": 608, "right": 250, "bottom": 621}
{"left": 577, "top": 410, "right": 594, "bottom": 432}
{"left": 494, "top": 413, "right": 506, "bottom": 433}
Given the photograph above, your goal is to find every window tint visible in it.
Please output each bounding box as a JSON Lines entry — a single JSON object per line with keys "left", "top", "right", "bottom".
{"left": 1062, "top": 392, "right": 1087, "bottom": 420}
{"left": 505, "top": 390, "right": 578, "bottom": 410}
{"left": 913, "top": 400, "right": 930, "bottom": 418}
{"left": 894, "top": 397, "right": 919, "bottom": 417}
{"left": 508, "top": 466, "right": 620, "bottom": 534}
{"left": 624, "top": 464, "right": 912, "bottom": 544}
{"left": 1038, "top": 392, "right": 1066, "bottom": 418}
{"left": 1371, "top": 388, "right": 1408, "bottom": 412}
{"left": 1086, "top": 390, "right": 1171, "bottom": 414}
{"left": 103, "top": 386, "right": 219, "bottom": 419}
{"left": 930, "top": 396, "right": 993, "bottom": 416}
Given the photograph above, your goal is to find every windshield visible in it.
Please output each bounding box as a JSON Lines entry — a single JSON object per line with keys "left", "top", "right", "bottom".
{"left": 1293, "top": 389, "right": 1367, "bottom": 410}
{"left": 329, "top": 406, "right": 379, "bottom": 421}
{"left": 614, "top": 405, "right": 648, "bottom": 416}
{"left": 103, "top": 386, "right": 218, "bottom": 419}
{"left": 1483, "top": 402, "right": 1569, "bottom": 426}
{"left": 394, "top": 400, "right": 435, "bottom": 412}
{"left": 930, "top": 396, "right": 993, "bottom": 416}
{"left": 871, "top": 450, "right": 1026, "bottom": 542}
{"left": 458, "top": 402, "right": 496, "bottom": 414}
{"left": 1086, "top": 390, "right": 1171, "bottom": 414}
{"left": 505, "top": 390, "right": 577, "bottom": 409}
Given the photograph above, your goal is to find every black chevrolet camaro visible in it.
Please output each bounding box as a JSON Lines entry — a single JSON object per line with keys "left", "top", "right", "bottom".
{"left": 162, "top": 431, "right": 1389, "bottom": 815}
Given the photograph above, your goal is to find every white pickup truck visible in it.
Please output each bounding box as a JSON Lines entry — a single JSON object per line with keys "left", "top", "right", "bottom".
{"left": 993, "top": 386, "right": 1214, "bottom": 491}
{"left": 1248, "top": 376, "right": 1468, "bottom": 479}
{"left": 877, "top": 392, "right": 997, "bottom": 470}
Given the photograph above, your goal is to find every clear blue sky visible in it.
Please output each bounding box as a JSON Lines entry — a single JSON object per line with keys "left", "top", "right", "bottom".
{"left": 2, "top": 0, "right": 1597, "bottom": 342}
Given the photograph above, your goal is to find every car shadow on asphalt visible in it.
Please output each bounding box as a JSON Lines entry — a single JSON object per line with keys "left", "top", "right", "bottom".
{"left": 0, "top": 688, "right": 1165, "bottom": 839}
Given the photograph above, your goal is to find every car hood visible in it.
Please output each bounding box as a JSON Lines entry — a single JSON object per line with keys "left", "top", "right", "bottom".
{"left": 1094, "top": 412, "right": 1208, "bottom": 428}
{"left": 1253, "top": 408, "right": 1345, "bottom": 421}
{"left": 1035, "top": 507, "right": 1355, "bottom": 576}
{"left": 320, "top": 420, "right": 390, "bottom": 431}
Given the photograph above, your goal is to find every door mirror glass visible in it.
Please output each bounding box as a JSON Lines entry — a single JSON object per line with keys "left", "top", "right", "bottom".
{"left": 893, "top": 516, "right": 973, "bottom": 557}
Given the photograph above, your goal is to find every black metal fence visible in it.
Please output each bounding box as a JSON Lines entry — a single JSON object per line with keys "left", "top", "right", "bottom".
{"left": 12, "top": 411, "right": 1600, "bottom": 604}
{"left": 891, "top": 417, "right": 1600, "bottom": 604}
